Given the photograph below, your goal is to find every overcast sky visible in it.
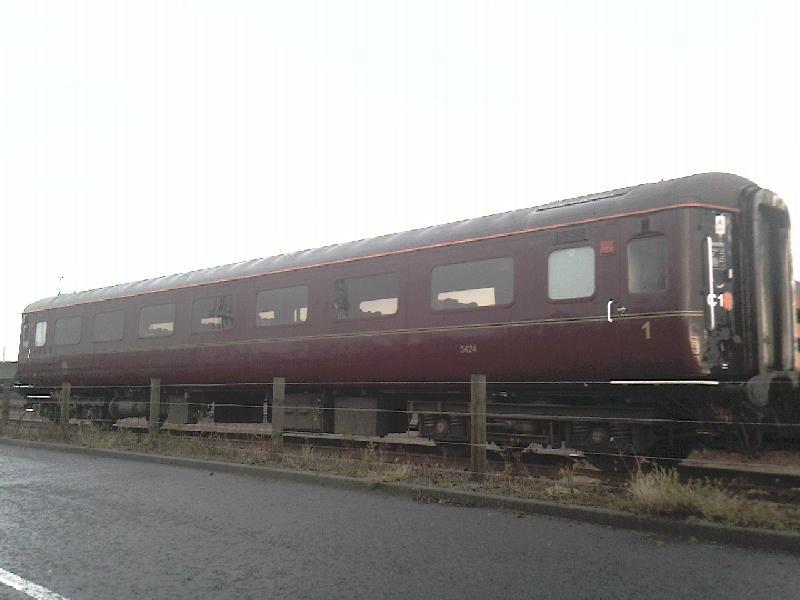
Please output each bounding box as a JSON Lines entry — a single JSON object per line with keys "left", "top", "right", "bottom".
{"left": 1, "top": 0, "right": 798, "bottom": 361}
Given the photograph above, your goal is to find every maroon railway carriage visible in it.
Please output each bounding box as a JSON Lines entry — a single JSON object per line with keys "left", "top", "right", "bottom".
{"left": 16, "top": 172, "right": 797, "bottom": 458}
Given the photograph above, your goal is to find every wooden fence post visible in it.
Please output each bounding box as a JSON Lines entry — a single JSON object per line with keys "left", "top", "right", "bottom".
{"left": 271, "top": 377, "right": 286, "bottom": 461}
{"left": 470, "top": 374, "right": 487, "bottom": 481}
{"left": 1, "top": 382, "right": 11, "bottom": 426}
{"left": 60, "top": 382, "right": 71, "bottom": 428}
{"left": 149, "top": 378, "right": 161, "bottom": 435}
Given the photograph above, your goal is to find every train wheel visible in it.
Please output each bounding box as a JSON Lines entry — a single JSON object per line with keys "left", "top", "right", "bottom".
{"left": 432, "top": 416, "right": 451, "bottom": 439}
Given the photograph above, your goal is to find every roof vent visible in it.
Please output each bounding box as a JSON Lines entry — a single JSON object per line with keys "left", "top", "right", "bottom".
{"left": 535, "top": 186, "right": 634, "bottom": 213}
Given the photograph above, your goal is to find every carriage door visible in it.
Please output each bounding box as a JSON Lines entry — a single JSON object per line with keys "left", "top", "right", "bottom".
{"left": 612, "top": 215, "right": 673, "bottom": 377}
{"left": 545, "top": 219, "right": 621, "bottom": 377}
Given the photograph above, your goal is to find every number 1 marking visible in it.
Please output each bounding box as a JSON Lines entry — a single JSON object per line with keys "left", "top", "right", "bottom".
{"left": 642, "top": 321, "right": 651, "bottom": 340}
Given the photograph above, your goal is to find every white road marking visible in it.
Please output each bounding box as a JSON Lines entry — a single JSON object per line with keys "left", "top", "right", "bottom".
{"left": 0, "top": 567, "right": 69, "bottom": 600}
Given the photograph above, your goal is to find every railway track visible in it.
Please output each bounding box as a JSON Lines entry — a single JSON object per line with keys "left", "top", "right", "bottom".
{"left": 9, "top": 415, "right": 800, "bottom": 497}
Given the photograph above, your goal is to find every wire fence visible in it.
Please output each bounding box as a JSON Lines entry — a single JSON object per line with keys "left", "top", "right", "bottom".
{"left": 2, "top": 377, "right": 800, "bottom": 482}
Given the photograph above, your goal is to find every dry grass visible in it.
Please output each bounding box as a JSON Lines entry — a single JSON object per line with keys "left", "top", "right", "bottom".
{"left": 281, "top": 441, "right": 414, "bottom": 482}
{"left": 475, "top": 460, "right": 622, "bottom": 508}
{"left": 2, "top": 422, "right": 800, "bottom": 532}
{"left": 627, "top": 465, "right": 799, "bottom": 530}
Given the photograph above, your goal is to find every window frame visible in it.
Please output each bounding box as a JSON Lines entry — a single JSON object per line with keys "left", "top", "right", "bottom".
{"left": 93, "top": 310, "right": 126, "bottom": 343}
{"left": 138, "top": 303, "right": 176, "bottom": 338}
{"left": 429, "top": 256, "right": 516, "bottom": 314}
{"left": 546, "top": 244, "right": 597, "bottom": 302}
{"left": 54, "top": 316, "right": 82, "bottom": 346}
{"left": 332, "top": 272, "right": 400, "bottom": 322}
{"left": 191, "top": 295, "right": 235, "bottom": 334}
{"left": 255, "top": 285, "right": 310, "bottom": 328}
{"left": 626, "top": 233, "right": 669, "bottom": 295}
{"left": 34, "top": 320, "right": 48, "bottom": 347}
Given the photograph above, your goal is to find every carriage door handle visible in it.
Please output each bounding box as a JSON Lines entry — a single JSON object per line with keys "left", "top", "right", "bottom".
{"left": 608, "top": 300, "right": 628, "bottom": 323}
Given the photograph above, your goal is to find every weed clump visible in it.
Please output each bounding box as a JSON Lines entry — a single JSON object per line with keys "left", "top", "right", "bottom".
{"left": 358, "top": 442, "right": 413, "bottom": 483}
{"left": 627, "top": 466, "right": 791, "bottom": 530}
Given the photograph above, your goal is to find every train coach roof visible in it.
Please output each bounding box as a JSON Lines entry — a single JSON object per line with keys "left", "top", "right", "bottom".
{"left": 25, "top": 172, "right": 756, "bottom": 313}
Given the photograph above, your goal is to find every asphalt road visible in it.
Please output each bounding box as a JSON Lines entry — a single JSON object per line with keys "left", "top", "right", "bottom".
{"left": 1, "top": 444, "right": 798, "bottom": 600}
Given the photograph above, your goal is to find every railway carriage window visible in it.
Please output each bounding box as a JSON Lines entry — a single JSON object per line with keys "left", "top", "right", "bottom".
{"left": 431, "top": 257, "right": 514, "bottom": 311}
{"left": 138, "top": 303, "right": 175, "bottom": 337}
{"left": 54, "top": 316, "right": 82, "bottom": 345}
{"left": 628, "top": 235, "right": 668, "bottom": 293}
{"left": 93, "top": 310, "right": 125, "bottom": 342}
{"left": 192, "top": 295, "right": 234, "bottom": 332}
{"left": 548, "top": 246, "right": 595, "bottom": 300}
{"left": 257, "top": 286, "right": 308, "bottom": 326}
{"left": 333, "top": 273, "right": 398, "bottom": 319}
{"left": 34, "top": 321, "right": 47, "bottom": 347}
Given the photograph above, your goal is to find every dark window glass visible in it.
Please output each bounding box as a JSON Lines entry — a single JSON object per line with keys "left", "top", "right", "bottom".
{"left": 548, "top": 246, "right": 595, "bottom": 300}
{"left": 54, "top": 316, "right": 82, "bottom": 345}
{"left": 192, "top": 296, "right": 234, "bottom": 333}
{"left": 34, "top": 321, "right": 47, "bottom": 347}
{"left": 257, "top": 286, "right": 308, "bottom": 326}
{"left": 431, "top": 257, "right": 514, "bottom": 311}
{"left": 333, "top": 273, "right": 398, "bottom": 319}
{"left": 94, "top": 311, "right": 125, "bottom": 342}
{"left": 139, "top": 303, "right": 175, "bottom": 337}
{"left": 628, "top": 235, "right": 668, "bottom": 293}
